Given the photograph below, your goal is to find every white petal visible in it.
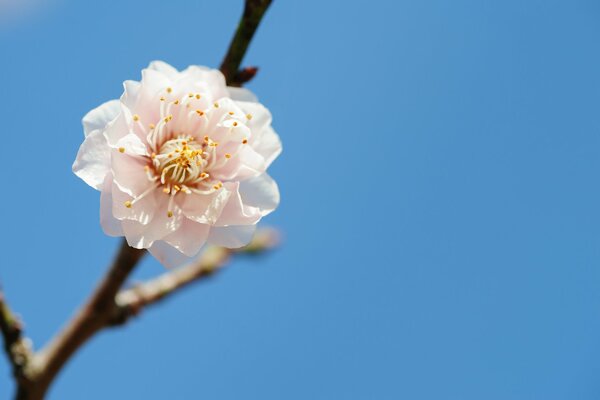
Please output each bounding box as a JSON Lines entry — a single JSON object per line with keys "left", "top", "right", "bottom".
{"left": 253, "top": 126, "right": 282, "bottom": 167}
{"left": 120, "top": 193, "right": 183, "bottom": 248}
{"left": 234, "top": 101, "right": 272, "bottom": 133}
{"left": 104, "top": 111, "right": 133, "bottom": 146}
{"left": 239, "top": 173, "right": 280, "bottom": 215}
{"left": 179, "top": 188, "right": 231, "bottom": 224}
{"left": 163, "top": 218, "right": 210, "bottom": 257}
{"left": 148, "top": 240, "right": 193, "bottom": 268}
{"left": 82, "top": 99, "right": 120, "bottom": 137}
{"left": 147, "top": 60, "right": 179, "bottom": 79}
{"left": 72, "top": 129, "right": 111, "bottom": 190}
{"left": 99, "top": 174, "right": 123, "bottom": 236}
{"left": 214, "top": 182, "right": 261, "bottom": 227}
{"left": 115, "top": 133, "right": 149, "bottom": 156}
{"left": 208, "top": 225, "right": 256, "bottom": 248}
{"left": 111, "top": 182, "right": 157, "bottom": 225}
{"left": 227, "top": 87, "right": 258, "bottom": 102}
{"left": 111, "top": 149, "right": 152, "bottom": 197}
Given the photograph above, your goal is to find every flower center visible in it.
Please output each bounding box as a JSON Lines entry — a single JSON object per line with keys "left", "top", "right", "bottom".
{"left": 155, "top": 136, "right": 207, "bottom": 186}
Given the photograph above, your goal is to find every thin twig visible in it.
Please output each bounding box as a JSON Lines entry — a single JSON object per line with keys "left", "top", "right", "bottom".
{"left": 220, "top": 0, "right": 273, "bottom": 86}
{"left": 109, "top": 228, "right": 280, "bottom": 326}
{"left": 27, "top": 241, "right": 144, "bottom": 398}
{"left": 0, "top": 292, "right": 33, "bottom": 387}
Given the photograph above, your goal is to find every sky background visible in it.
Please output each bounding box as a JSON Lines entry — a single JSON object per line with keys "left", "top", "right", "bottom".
{"left": 0, "top": 0, "right": 600, "bottom": 399}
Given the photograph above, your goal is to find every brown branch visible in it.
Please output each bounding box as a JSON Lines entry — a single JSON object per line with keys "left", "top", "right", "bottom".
{"left": 0, "top": 292, "right": 34, "bottom": 389}
{"left": 20, "top": 241, "right": 144, "bottom": 399}
{"left": 109, "top": 228, "right": 280, "bottom": 327}
{"left": 220, "top": 0, "right": 273, "bottom": 86}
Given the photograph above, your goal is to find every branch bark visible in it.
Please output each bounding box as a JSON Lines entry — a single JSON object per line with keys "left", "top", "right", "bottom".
{"left": 15, "top": 241, "right": 144, "bottom": 399}
{"left": 220, "top": 0, "right": 273, "bottom": 86}
{"left": 109, "top": 228, "right": 279, "bottom": 326}
{"left": 0, "top": 292, "right": 34, "bottom": 390}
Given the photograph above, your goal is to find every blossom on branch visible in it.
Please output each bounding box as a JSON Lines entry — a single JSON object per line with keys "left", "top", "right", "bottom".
{"left": 73, "top": 61, "right": 281, "bottom": 267}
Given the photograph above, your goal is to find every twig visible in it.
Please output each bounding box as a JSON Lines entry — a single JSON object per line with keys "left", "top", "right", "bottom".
{"left": 24, "top": 241, "right": 144, "bottom": 399}
{"left": 220, "top": 0, "right": 273, "bottom": 86}
{"left": 109, "top": 228, "right": 279, "bottom": 326}
{"left": 0, "top": 292, "right": 33, "bottom": 388}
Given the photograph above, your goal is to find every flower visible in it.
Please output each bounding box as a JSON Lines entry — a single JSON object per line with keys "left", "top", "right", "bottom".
{"left": 73, "top": 61, "right": 281, "bottom": 267}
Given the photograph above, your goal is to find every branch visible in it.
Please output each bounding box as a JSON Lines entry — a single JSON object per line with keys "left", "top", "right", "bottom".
{"left": 30, "top": 241, "right": 144, "bottom": 397}
{"left": 0, "top": 292, "right": 33, "bottom": 387}
{"left": 220, "top": 0, "right": 273, "bottom": 86}
{"left": 109, "top": 228, "right": 280, "bottom": 326}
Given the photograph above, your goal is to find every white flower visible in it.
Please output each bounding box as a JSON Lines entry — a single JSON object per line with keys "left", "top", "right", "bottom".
{"left": 73, "top": 61, "right": 281, "bottom": 267}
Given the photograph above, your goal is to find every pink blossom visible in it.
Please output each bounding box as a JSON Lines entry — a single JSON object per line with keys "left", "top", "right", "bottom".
{"left": 73, "top": 61, "right": 281, "bottom": 267}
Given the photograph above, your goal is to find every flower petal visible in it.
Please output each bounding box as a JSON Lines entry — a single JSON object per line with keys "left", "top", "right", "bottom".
{"left": 208, "top": 225, "right": 256, "bottom": 248}
{"left": 239, "top": 173, "right": 280, "bottom": 215}
{"left": 82, "top": 99, "right": 120, "bottom": 137}
{"left": 214, "top": 182, "right": 261, "bottom": 227}
{"left": 253, "top": 126, "right": 282, "bottom": 168}
{"left": 121, "top": 193, "right": 182, "bottom": 248}
{"left": 111, "top": 147, "right": 152, "bottom": 197}
{"left": 148, "top": 60, "right": 179, "bottom": 79}
{"left": 111, "top": 181, "right": 157, "bottom": 225}
{"left": 234, "top": 101, "right": 272, "bottom": 134}
{"left": 72, "top": 129, "right": 111, "bottom": 190}
{"left": 99, "top": 174, "right": 123, "bottom": 236}
{"left": 179, "top": 189, "right": 231, "bottom": 225}
{"left": 163, "top": 218, "right": 210, "bottom": 257}
{"left": 148, "top": 240, "right": 193, "bottom": 268}
{"left": 227, "top": 87, "right": 258, "bottom": 102}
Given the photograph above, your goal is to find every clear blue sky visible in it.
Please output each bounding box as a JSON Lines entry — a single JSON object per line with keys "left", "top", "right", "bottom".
{"left": 1, "top": 0, "right": 600, "bottom": 399}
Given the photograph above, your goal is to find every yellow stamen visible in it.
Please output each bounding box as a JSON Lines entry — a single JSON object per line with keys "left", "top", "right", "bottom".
{"left": 118, "top": 147, "right": 125, "bottom": 153}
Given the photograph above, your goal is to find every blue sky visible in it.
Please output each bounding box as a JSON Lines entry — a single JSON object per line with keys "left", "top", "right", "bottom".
{"left": 1, "top": 0, "right": 600, "bottom": 399}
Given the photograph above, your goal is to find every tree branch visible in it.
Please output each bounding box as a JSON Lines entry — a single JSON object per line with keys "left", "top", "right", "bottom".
{"left": 109, "top": 228, "right": 280, "bottom": 326}
{"left": 0, "top": 292, "right": 33, "bottom": 388}
{"left": 220, "top": 0, "right": 273, "bottom": 86}
{"left": 27, "top": 241, "right": 144, "bottom": 398}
